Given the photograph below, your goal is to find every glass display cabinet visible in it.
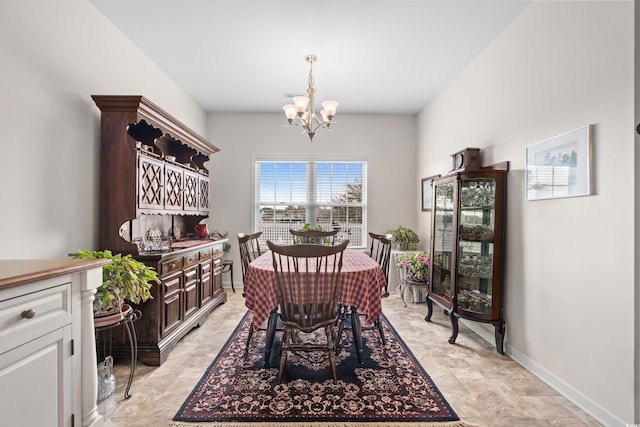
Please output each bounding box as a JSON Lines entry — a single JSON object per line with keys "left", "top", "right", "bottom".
{"left": 427, "top": 162, "right": 508, "bottom": 353}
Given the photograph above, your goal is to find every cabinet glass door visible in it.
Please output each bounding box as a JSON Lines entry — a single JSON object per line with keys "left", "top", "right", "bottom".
{"left": 430, "top": 181, "right": 455, "bottom": 305}
{"left": 457, "top": 178, "right": 496, "bottom": 315}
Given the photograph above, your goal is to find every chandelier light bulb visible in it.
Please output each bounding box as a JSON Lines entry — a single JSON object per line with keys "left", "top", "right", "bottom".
{"left": 292, "top": 96, "right": 309, "bottom": 115}
{"left": 283, "top": 104, "right": 297, "bottom": 123}
{"left": 321, "top": 100, "right": 338, "bottom": 118}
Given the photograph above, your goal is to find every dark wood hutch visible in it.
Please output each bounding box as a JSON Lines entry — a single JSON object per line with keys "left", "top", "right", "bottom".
{"left": 92, "top": 95, "right": 227, "bottom": 365}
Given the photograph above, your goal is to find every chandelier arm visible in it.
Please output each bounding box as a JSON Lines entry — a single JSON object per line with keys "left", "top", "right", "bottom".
{"left": 309, "top": 122, "right": 328, "bottom": 134}
{"left": 310, "top": 116, "right": 323, "bottom": 130}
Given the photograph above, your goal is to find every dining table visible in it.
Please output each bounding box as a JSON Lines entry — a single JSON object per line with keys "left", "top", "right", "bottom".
{"left": 243, "top": 248, "right": 387, "bottom": 365}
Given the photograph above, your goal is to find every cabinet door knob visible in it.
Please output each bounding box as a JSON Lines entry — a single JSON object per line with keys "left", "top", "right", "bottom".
{"left": 21, "top": 309, "right": 36, "bottom": 319}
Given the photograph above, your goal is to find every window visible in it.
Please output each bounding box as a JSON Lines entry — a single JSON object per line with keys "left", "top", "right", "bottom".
{"left": 254, "top": 159, "right": 367, "bottom": 247}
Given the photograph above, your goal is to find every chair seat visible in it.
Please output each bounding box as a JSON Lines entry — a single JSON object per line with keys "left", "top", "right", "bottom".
{"left": 282, "top": 303, "right": 338, "bottom": 333}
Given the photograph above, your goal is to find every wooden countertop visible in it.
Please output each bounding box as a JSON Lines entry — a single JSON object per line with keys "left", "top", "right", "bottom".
{"left": 136, "top": 238, "right": 227, "bottom": 260}
{"left": 0, "top": 259, "right": 110, "bottom": 291}
{"left": 170, "top": 238, "right": 223, "bottom": 249}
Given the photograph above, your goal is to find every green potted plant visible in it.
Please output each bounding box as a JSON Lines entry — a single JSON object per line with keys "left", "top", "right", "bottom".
{"left": 298, "top": 223, "right": 323, "bottom": 232}
{"left": 386, "top": 225, "right": 420, "bottom": 250}
{"left": 71, "top": 250, "right": 157, "bottom": 317}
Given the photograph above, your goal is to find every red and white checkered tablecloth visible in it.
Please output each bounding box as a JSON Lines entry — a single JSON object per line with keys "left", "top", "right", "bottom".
{"left": 244, "top": 249, "right": 386, "bottom": 331}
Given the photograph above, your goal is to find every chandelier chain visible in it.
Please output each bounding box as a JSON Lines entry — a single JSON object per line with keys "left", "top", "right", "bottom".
{"left": 308, "top": 56, "right": 315, "bottom": 90}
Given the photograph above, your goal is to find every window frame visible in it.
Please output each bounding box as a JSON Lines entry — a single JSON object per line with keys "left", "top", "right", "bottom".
{"left": 252, "top": 155, "right": 368, "bottom": 249}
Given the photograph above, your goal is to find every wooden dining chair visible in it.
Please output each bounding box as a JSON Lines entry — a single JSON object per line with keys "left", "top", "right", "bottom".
{"left": 289, "top": 229, "right": 338, "bottom": 245}
{"left": 238, "top": 231, "right": 263, "bottom": 285}
{"left": 336, "top": 232, "right": 391, "bottom": 352}
{"left": 267, "top": 240, "right": 349, "bottom": 384}
{"left": 238, "top": 231, "right": 278, "bottom": 361}
{"left": 366, "top": 232, "right": 393, "bottom": 345}
{"left": 369, "top": 232, "right": 393, "bottom": 297}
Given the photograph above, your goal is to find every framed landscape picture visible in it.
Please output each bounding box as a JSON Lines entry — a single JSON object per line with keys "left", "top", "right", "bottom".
{"left": 421, "top": 175, "right": 440, "bottom": 211}
{"left": 526, "top": 125, "right": 592, "bottom": 201}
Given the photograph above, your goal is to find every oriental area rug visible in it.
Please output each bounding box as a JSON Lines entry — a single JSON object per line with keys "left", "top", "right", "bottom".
{"left": 172, "top": 311, "right": 473, "bottom": 427}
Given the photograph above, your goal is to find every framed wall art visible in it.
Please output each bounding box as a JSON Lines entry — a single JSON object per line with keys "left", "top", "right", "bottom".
{"left": 525, "top": 125, "right": 592, "bottom": 201}
{"left": 421, "top": 174, "right": 440, "bottom": 211}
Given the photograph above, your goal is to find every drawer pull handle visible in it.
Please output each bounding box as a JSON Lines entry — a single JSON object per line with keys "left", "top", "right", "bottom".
{"left": 22, "top": 309, "right": 36, "bottom": 319}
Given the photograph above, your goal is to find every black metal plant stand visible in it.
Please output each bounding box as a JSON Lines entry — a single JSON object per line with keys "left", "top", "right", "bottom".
{"left": 95, "top": 306, "right": 142, "bottom": 399}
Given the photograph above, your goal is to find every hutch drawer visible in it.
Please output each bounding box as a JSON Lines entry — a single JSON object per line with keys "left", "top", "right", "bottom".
{"left": 199, "top": 247, "right": 213, "bottom": 259}
{"left": 183, "top": 252, "right": 199, "bottom": 267}
{"left": 161, "top": 258, "right": 183, "bottom": 276}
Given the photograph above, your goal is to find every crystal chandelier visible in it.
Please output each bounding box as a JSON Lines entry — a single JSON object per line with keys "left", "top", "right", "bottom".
{"left": 283, "top": 55, "right": 338, "bottom": 142}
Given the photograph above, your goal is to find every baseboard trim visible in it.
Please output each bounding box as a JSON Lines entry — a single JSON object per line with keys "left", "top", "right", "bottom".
{"left": 461, "top": 320, "right": 624, "bottom": 427}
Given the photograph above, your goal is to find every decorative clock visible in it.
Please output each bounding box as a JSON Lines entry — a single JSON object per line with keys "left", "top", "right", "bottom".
{"left": 450, "top": 148, "right": 481, "bottom": 173}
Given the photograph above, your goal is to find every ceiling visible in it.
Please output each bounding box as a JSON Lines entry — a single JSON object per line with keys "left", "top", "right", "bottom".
{"left": 90, "top": 0, "right": 530, "bottom": 115}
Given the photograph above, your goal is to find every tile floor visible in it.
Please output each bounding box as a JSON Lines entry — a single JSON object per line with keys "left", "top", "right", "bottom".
{"left": 99, "top": 289, "right": 603, "bottom": 427}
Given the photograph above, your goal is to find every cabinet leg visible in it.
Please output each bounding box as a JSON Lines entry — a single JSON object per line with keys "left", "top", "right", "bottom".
{"left": 493, "top": 319, "right": 506, "bottom": 355}
{"left": 425, "top": 298, "right": 433, "bottom": 322}
{"left": 448, "top": 314, "right": 459, "bottom": 344}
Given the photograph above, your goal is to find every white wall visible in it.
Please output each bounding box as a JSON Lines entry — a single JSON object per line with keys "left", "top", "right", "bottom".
{"left": 0, "top": 0, "right": 207, "bottom": 258}
{"left": 635, "top": 3, "right": 640, "bottom": 425}
{"left": 206, "top": 112, "right": 418, "bottom": 277}
{"left": 417, "top": 1, "right": 636, "bottom": 425}
{"left": 2, "top": 0, "right": 635, "bottom": 424}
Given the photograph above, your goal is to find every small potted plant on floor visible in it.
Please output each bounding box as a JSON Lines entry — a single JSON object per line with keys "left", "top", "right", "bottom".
{"left": 71, "top": 250, "right": 158, "bottom": 318}
{"left": 396, "top": 252, "right": 430, "bottom": 282}
{"left": 386, "top": 225, "right": 420, "bottom": 250}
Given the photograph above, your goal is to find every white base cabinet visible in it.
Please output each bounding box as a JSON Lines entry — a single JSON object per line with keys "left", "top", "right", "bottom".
{"left": 0, "top": 259, "right": 109, "bottom": 427}
{"left": 0, "top": 325, "right": 72, "bottom": 427}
